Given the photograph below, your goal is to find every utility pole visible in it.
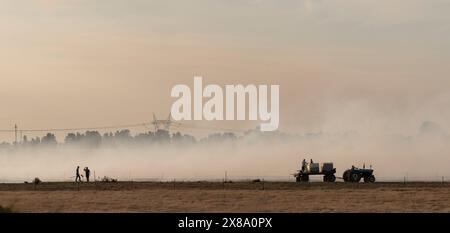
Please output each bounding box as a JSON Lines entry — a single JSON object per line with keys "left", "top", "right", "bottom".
{"left": 14, "top": 124, "right": 18, "bottom": 145}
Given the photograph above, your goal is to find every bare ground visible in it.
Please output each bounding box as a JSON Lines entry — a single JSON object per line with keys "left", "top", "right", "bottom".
{"left": 0, "top": 182, "right": 449, "bottom": 212}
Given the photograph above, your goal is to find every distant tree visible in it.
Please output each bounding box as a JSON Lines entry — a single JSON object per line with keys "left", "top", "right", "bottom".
{"left": 83, "top": 131, "right": 102, "bottom": 147}
{"left": 134, "top": 131, "right": 156, "bottom": 144}
{"left": 115, "top": 129, "right": 131, "bottom": 139}
{"left": 154, "top": 129, "right": 170, "bottom": 143}
{"left": 31, "top": 137, "right": 41, "bottom": 146}
{"left": 64, "top": 131, "right": 101, "bottom": 147}
{"left": 172, "top": 132, "right": 196, "bottom": 144}
{"left": 41, "top": 133, "right": 57, "bottom": 145}
{"left": 202, "top": 132, "right": 237, "bottom": 143}
{"left": 65, "top": 133, "right": 77, "bottom": 144}
{"left": 101, "top": 132, "right": 115, "bottom": 146}
{"left": 114, "top": 129, "right": 133, "bottom": 144}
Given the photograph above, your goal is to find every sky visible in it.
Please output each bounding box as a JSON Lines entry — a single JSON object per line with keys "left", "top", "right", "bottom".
{"left": 1, "top": 0, "right": 450, "bottom": 142}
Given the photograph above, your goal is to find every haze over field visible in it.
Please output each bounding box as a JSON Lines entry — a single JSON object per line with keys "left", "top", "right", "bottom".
{"left": 1, "top": 1, "right": 450, "bottom": 181}
{"left": 0, "top": 123, "right": 449, "bottom": 182}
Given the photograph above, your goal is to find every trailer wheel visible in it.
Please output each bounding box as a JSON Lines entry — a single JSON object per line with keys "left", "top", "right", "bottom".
{"left": 328, "top": 175, "right": 336, "bottom": 182}
{"left": 351, "top": 172, "right": 361, "bottom": 183}
{"left": 324, "top": 175, "right": 336, "bottom": 182}
{"left": 296, "top": 176, "right": 301, "bottom": 182}
{"left": 301, "top": 175, "right": 309, "bottom": 182}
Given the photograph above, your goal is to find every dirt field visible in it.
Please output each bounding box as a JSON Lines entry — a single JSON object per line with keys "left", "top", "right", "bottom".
{"left": 0, "top": 182, "right": 449, "bottom": 213}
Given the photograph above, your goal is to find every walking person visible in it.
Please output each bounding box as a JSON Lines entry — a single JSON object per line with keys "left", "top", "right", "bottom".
{"left": 75, "top": 166, "right": 82, "bottom": 183}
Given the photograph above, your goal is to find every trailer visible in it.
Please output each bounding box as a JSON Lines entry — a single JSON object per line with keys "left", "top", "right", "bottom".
{"left": 294, "top": 160, "right": 336, "bottom": 182}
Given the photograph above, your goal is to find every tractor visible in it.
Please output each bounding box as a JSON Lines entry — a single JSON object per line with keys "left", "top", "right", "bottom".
{"left": 343, "top": 166, "right": 376, "bottom": 183}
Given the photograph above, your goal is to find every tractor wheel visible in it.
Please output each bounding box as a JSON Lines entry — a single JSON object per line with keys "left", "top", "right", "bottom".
{"left": 368, "top": 175, "right": 376, "bottom": 183}
{"left": 351, "top": 172, "right": 361, "bottom": 183}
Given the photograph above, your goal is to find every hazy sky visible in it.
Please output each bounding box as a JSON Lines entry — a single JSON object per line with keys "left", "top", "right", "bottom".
{"left": 1, "top": 0, "right": 450, "bottom": 141}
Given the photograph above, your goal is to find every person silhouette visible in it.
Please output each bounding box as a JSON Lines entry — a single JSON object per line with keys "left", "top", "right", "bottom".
{"left": 301, "top": 159, "right": 307, "bottom": 171}
{"left": 84, "top": 167, "right": 91, "bottom": 182}
{"left": 75, "top": 166, "right": 82, "bottom": 183}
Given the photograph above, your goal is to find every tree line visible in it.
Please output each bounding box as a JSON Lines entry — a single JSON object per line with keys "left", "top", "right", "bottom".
{"left": 0, "top": 129, "right": 247, "bottom": 148}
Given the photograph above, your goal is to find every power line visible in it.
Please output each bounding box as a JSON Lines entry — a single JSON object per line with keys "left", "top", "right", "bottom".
{"left": 0, "top": 122, "right": 248, "bottom": 134}
{"left": 0, "top": 122, "right": 153, "bottom": 133}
